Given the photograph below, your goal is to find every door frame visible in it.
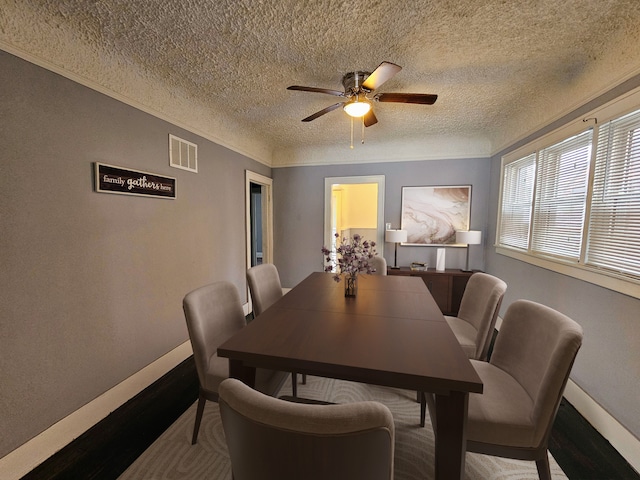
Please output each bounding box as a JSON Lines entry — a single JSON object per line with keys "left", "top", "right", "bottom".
{"left": 246, "top": 170, "right": 273, "bottom": 268}
{"left": 245, "top": 170, "right": 273, "bottom": 265}
{"left": 324, "top": 175, "right": 386, "bottom": 259}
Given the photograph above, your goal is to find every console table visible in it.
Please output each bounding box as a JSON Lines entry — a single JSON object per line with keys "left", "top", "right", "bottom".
{"left": 387, "top": 267, "right": 474, "bottom": 316}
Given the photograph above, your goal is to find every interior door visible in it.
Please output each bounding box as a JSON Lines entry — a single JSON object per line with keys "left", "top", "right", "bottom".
{"left": 250, "top": 183, "right": 264, "bottom": 266}
{"left": 246, "top": 171, "right": 273, "bottom": 269}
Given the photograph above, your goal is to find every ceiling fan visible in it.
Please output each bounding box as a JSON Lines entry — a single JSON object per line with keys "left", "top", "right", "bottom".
{"left": 287, "top": 61, "right": 438, "bottom": 128}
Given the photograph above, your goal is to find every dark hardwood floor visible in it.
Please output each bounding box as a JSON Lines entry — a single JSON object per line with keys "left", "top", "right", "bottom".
{"left": 550, "top": 398, "right": 639, "bottom": 479}
{"left": 20, "top": 356, "right": 639, "bottom": 480}
{"left": 21, "top": 357, "right": 199, "bottom": 480}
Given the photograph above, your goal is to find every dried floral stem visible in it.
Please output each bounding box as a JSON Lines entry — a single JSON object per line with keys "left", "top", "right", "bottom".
{"left": 321, "top": 233, "right": 377, "bottom": 282}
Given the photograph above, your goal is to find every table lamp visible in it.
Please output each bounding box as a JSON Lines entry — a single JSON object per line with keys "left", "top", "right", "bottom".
{"left": 456, "top": 230, "right": 482, "bottom": 272}
{"left": 385, "top": 229, "right": 407, "bottom": 269}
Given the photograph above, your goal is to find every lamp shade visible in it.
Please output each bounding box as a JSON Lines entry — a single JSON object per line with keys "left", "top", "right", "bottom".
{"left": 456, "top": 230, "right": 482, "bottom": 245}
{"left": 385, "top": 229, "right": 408, "bottom": 243}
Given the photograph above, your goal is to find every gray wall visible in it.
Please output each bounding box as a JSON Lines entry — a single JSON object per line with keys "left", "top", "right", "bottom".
{"left": 484, "top": 75, "right": 640, "bottom": 438}
{"left": 0, "top": 50, "right": 270, "bottom": 457}
{"left": 272, "top": 158, "right": 492, "bottom": 288}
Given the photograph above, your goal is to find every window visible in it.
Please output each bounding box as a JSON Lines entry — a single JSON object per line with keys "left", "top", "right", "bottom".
{"left": 531, "top": 130, "right": 592, "bottom": 261}
{"left": 586, "top": 109, "right": 640, "bottom": 279}
{"left": 497, "top": 91, "right": 640, "bottom": 297}
{"left": 498, "top": 154, "right": 535, "bottom": 250}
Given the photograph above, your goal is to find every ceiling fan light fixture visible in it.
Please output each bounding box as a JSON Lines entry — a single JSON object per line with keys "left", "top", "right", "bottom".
{"left": 343, "top": 97, "right": 371, "bottom": 118}
{"left": 289, "top": 62, "right": 437, "bottom": 126}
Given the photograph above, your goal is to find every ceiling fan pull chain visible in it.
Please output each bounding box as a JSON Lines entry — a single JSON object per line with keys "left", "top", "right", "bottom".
{"left": 361, "top": 116, "right": 365, "bottom": 144}
{"left": 350, "top": 117, "right": 354, "bottom": 149}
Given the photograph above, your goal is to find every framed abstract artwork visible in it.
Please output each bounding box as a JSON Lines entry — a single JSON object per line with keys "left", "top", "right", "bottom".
{"left": 400, "top": 185, "right": 471, "bottom": 246}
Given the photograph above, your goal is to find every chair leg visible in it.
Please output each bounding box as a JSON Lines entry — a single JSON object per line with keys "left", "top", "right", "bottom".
{"left": 302, "top": 373, "right": 307, "bottom": 384}
{"left": 191, "top": 392, "right": 207, "bottom": 445}
{"left": 419, "top": 391, "right": 426, "bottom": 427}
{"left": 291, "top": 372, "right": 298, "bottom": 397}
{"left": 535, "top": 452, "right": 552, "bottom": 480}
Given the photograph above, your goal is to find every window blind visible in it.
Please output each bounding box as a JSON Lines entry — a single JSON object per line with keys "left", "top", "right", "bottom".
{"left": 531, "top": 130, "right": 592, "bottom": 260}
{"left": 587, "top": 110, "right": 640, "bottom": 278}
{"left": 499, "top": 154, "right": 535, "bottom": 249}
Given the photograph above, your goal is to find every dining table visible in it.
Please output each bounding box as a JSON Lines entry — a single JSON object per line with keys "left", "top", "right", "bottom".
{"left": 218, "top": 271, "right": 483, "bottom": 480}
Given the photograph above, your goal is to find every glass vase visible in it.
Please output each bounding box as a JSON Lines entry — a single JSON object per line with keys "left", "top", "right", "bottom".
{"left": 344, "top": 273, "right": 358, "bottom": 297}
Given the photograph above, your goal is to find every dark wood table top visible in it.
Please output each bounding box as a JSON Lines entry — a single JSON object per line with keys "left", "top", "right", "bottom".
{"left": 218, "top": 272, "right": 482, "bottom": 395}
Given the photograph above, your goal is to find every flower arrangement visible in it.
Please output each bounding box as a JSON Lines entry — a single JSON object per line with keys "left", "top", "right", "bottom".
{"left": 321, "top": 233, "right": 377, "bottom": 282}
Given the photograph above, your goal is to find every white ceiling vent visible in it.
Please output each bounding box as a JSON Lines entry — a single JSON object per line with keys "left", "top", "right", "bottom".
{"left": 169, "top": 134, "right": 198, "bottom": 173}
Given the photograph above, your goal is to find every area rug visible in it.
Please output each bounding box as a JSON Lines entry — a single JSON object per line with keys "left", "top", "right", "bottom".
{"left": 118, "top": 376, "right": 568, "bottom": 479}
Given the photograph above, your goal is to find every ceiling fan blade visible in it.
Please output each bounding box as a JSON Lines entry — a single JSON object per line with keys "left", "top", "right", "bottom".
{"left": 363, "top": 110, "right": 378, "bottom": 127}
{"left": 375, "top": 93, "right": 438, "bottom": 104}
{"left": 362, "top": 62, "right": 402, "bottom": 91}
{"left": 301, "top": 102, "right": 344, "bottom": 122}
{"left": 287, "top": 85, "right": 345, "bottom": 97}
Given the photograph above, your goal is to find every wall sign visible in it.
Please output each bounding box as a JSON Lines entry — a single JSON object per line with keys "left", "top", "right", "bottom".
{"left": 95, "top": 163, "right": 176, "bottom": 199}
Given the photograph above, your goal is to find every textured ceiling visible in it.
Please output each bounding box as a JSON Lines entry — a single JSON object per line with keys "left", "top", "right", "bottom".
{"left": 2, "top": 0, "right": 640, "bottom": 166}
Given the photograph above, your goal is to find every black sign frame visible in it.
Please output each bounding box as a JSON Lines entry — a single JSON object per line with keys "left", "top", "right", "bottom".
{"left": 95, "top": 163, "right": 176, "bottom": 199}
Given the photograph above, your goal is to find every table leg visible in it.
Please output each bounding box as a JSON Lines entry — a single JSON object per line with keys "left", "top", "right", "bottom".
{"left": 228, "top": 358, "right": 256, "bottom": 388}
{"left": 434, "top": 391, "right": 468, "bottom": 480}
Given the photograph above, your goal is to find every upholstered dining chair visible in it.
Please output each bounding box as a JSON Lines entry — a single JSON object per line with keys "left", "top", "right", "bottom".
{"left": 423, "top": 299, "right": 583, "bottom": 480}
{"left": 246, "top": 263, "right": 283, "bottom": 318}
{"left": 446, "top": 272, "right": 507, "bottom": 361}
{"left": 370, "top": 255, "right": 387, "bottom": 275}
{"left": 246, "top": 263, "right": 305, "bottom": 396}
{"left": 183, "top": 281, "right": 286, "bottom": 445}
{"left": 219, "top": 378, "right": 395, "bottom": 480}
{"left": 419, "top": 272, "right": 506, "bottom": 424}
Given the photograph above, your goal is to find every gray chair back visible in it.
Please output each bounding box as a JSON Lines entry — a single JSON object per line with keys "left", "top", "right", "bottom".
{"left": 370, "top": 255, "right": 387, "bottom": 275}
{"left": 486, "top": 299, "right": 583, "bottom": 448}
{"left": 247, "top": 263, "right": 283, "bottom": 316}
{"left": 183, "top": 281, "right": 289, "bottom": 444}
{"left": 420, "top": 273, "right": 506, "bottom": 426}
{"left": 465, "top": 299, "right": 583, "bottom": 479}
{"left": 219, "top": 378, "right": 395, "bottom": 480}
{"left": 183, "top": 281, "right": 246, "bottom": 444}
{"left": 183, "top": 281, "right": 246, "bottom": 395}
{"left": 456, "top": 272, "right": 507, "bottom": 360}
{"left": 246, "top": 263, "right": 301, "bottom": 395}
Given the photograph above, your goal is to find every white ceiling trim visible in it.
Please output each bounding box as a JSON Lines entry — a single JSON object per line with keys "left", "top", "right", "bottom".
{"left": 273, "top": 135, "right": 492, "bottom": 168}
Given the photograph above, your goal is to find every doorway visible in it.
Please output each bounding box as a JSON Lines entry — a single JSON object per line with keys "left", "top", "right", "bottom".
{"left": 324, "top": 175, "right": 385, "bottom": 268}
{"left": 246, "top": 171, "right": 273, "bottom": 269}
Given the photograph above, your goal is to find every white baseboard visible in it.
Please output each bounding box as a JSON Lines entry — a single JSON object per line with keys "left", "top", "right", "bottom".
{"left": 563, "top": 379, "right": 640, "bottom": 475}
{"left": 0, "top": 341, "right": 193, "bottom": 480}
